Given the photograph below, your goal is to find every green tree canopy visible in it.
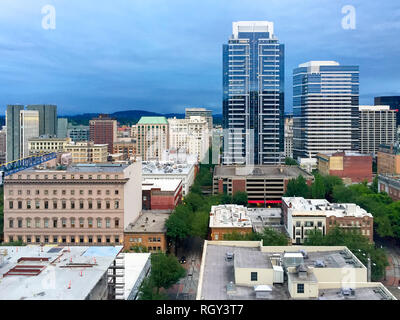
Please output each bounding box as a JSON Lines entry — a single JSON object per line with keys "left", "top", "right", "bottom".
{"left": 285, "top": 175, "right": 310, "bottom": 198}
{"left": 150, "top": 253, "right": 186, "bottom": 293}
{"left": 285, "top": 157, "right": 298, "bottom": 166}
{"left": 311, "top": 174, "right": 326, "bottom": 199}
{"left": 232, "top": 191, "right": 248, "bottom": 206}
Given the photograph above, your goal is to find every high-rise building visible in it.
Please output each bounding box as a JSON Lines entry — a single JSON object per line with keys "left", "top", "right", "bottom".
{"left": 222, "top": 21, "right": 284, "bottom": 165}
{"left": 284, "top": 114, "right": 293, "bottom": 158}
{"left": 89, "top": 114, "right": 117, "bottom": 154}
{"left": 293, "top": 61, "right": 359, "bottom": 160}
{"left": 26, "top": 104, "right": 57, "bottom": 137}
{"left": 374, "top": 96, "right": 400, "bottom": 126}
{"left": 57, "top": 118, "right": 68, "bottom": 138}
{"left": 136, "top": 117, "right": 169, "bottom": 161}
{"left": 185, "top": 108, "right": 213, "bottom": 131}
{"left": 68, "top": 125, "right": 90, "bottom": 142}
{"left": 0, "top": 127, "right": 6, "bottom": 164}
{"left": 6, "top": 105, "right": 39, "bottom": 162}
{"left": 359, "top": 105, "right": 396, "bottom": 155}
{"left": 168, "top": 116, "right": 210, "bottom": 162}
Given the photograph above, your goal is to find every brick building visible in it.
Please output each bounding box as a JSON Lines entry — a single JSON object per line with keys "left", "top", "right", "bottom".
{"left": 378, "top": 174, "right": 400, "bottom": 201}
{"left": 3, "top": 162, "right": 142, "bottom": 245}
{"left": 317, "top": 151, "right": 373, "bottom": 183}
{"left": 209, "top": 205, "right": 253, "bottom": 240}
{"left": 213, "top": 165, "right": 313, "bottom": 206}
{"left": 124, "top": 210, "right": 171, "bottom": 252}
{"left": 113, "top": 140, "right": 135, "bottom": 161}
{"left": 282, "top": 197, "right": 374, "bottom": 243}
{"left": 377, "top": 143, "right": 400, "bottom": 175}
{"left": 89, "top": 114, "right": 117, "bottom": 154}
{"left": 142, "top": 179, "right": 183, "bottom": 210}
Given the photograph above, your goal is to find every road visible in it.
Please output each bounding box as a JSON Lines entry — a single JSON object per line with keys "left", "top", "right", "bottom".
{"left": 166, "top": 237, "right": 204, "bottom": 300}
{"left": 377, "top": 240, "right": 400, "bottom": 300}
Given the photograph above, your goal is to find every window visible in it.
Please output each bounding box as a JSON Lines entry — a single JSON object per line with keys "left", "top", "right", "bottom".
{"left": 26, "top": 219, "right": 31, "bottom": 228}
{"left": 114, "top": 201, "right": 119, "bottom": 209}
{"left": 9, "top": 220, "right": 13, "bottom": 228}
{"left": 79, "top": 200, "right": 84, "bottom": 209}
{"left": 295, "top": 221, "right": 301, "bottom": 227}
{"left": 9, "top": 190, "right": 13, "bottom": 195}
{"left": 106, "top": 190, "right": 110, "bottom": 195}
{"left": 106, "top": 236, "right": 110, "bottom": 243}
{"left": 79, "top": 236, "right": 84, "bottom": 243}
{"left": 53, "top": 190, "right": 57, "bottom": 195}
{"left": 97, "top": 201, "right": 102, "bottom": 209}
{"left": 115, "top": 236, "right": 119, "bottom": 243}
{"left": 88, "top": 190, "right": 92, "bottom": 195}
{"left": 35, "top": 219, "right": 40, "bottom": 228}
{"left": 17, "top": 190, "right": 22, "bottom": 195}
{"left": 62, "top": 219, "right": 67, "bottom": 228}
{"left": 88, "top": 201, "right": 92, "bottom": 209}
{"left": 88, "top": 218, "right": 93, "bottom": 228}
{"left": 79, "top": 190, "right": 84, "bottom": 195}
{"left": 53, "top": 219, "right": 57, "bottom": 228}
{"left": 106, "top": 218, "right": 111, "bottom": 228}
{"left": 35, "top": 201, "right": 40, "bottom": 209}
{"left": 115, "top": 190, "right": 119, "bottom": 195}
{"left": 53, "top": 201, "right": 57, "bottom": 209}
{"left": 115, "top": 219, "right": 119, "bottom": 228}
{"left": 44, "top": 201, "right": 49, "bottom": 209}
{"left": 251, "top": 272, "right": 258, "bottom": 281}
{"left": 27, "top": 190, "right": 30, "bottom": 195}
{"left": 297, "top": 284, "right": 304, "bottom": 294}
{"left": 35, "top": 236, "right": 40, "bottom": 243}
{"left": 62, "top": 201, "right": 66, "bottom": 209}
{"left": 44, "top": 219, "right": 49, "bottom": 228}
{"left": 71, "top": 201, "right": 75, "bottom": 209}
{"left": 71, "top": 190, "right": 75, "bottom": 195}
{"left": 106, "top": 201, "right": 110, "bottom": 209}
{"left": 97, "top": 190, "right": 101, "bottom": 195}
{"left": 62, "top": 236, "right": 67, "bottom": 243}
{"left": 97, "top": 219, "right": 102, "bottom": 228}
{"left": 44, "top": 236, "right": 49, "bottom": 243}
{"left": 18, "top": 219, "right": 22, "bottom": 228}
{"left": 71, "top": 236, "right": 75, "bottom": 243}
{"left": 36, "top": 190, "right": 40, "bottom": 195}
{"left": 26, "top": 236, "right": 31, "bottom": 243}
{"left": 97, "top": 236, "right": 102, "bottom": 243}
{"left": 18, "top": 201, "right": 22, "bottom": 209}
{"left": 9, "top": 201, "right": 13, "bottom": 209}
{"left": 44, "top": 190, "right": 48, "bottom": 195}
{"left": 88, "top": 236, "right": 93, "bottom": 243}
{"left": 317, "top": 221, "right": 322, "bottom": 227}
{"left": 71, "top": 218, "right": 75, "bottom": 228}
{"left": 305, "top": 221, "right": 314, "bottom": 227}
{"left": 79, "top": 218, "right": 84, "bottom": 228}
{"left": 62, "top": 190, "right": 66, "bottom": 195}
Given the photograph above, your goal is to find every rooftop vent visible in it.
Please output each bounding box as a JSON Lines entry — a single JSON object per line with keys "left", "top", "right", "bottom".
{"left": 314, "top": 260, "right": 326, "bottom": 268}
{"left": 225, "top": 252, "right": 234, "bottom": 262}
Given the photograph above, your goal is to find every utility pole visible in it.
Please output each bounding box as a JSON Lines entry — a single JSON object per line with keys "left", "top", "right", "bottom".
{"left": 367, "top": 254, "right": 371, "bottom": 282}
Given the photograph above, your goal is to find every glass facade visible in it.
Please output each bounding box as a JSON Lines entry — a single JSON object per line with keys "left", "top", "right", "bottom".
{"left": 374, "top": 96, "right": 400, "bottom": 126}
{"left": 223, "top": 21, "right": 284, "bottom": 165}
{"left": 293, "top": 62, "right": 359, "bottom": 159}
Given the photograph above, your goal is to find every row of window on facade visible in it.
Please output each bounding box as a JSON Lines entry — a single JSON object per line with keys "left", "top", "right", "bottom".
{"left": 8, "top": 217, "right": 119, "bottom": 229}
{"left": 8, "top": 189, "right": 119, "bottom": 196}
{"left": 8, "top": 235, "right": 120, "bottom": 244}
{"left": 8, "top": 199, "right": 120, "bottom": 210}
{"left": 128, "top": 237, "right": 162, "bottom": 243}
{"left": 11, "top": 174, "right": 121, "bottom": 180}
{"left": 294, "top": 220, "right": 370, "bottom": 227}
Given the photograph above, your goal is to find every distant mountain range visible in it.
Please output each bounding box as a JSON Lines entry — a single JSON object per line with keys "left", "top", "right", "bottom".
{"left": 0, "top": 109, "right": 223, "bottom": 127}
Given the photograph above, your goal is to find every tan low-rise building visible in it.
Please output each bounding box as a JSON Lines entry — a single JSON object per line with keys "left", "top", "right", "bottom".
{"left": 65, "top": 142, "right": 108, "bottom": 163}
{"left": 28, "top": 137, "right": 71, "bottom": 155}
{"left": 3, "top": 161, "right": 142, "bottom": 246}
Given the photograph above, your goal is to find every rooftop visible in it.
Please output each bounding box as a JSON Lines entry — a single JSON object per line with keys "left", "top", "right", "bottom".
{"left": 137, "top": 116, "right": 168, "bottom": 125}
{"left": 319, "top": 286, "right": 396, "bottom": 300}
{"left": 214, "top": 165, "right": 313, "bottom": 179}
{"left": 0, "top": 245, "right": 122, "bottom": 300}
{"left": 209, "top": 205, "right": 253, "bottom": 229}
{"left": 142, "top": 179, "right": 182, "bottom": 192}
{"left": 142, "top": 161, "right": 194, "bottom": 175}
{"left": 125, "top": 210, "right": 171, "bottom": 233}
{"left": 359, "top": 105, "right": 392, "bottom": 111}
{"left": 282, "top": 197, "right": 373, "bottom": 218}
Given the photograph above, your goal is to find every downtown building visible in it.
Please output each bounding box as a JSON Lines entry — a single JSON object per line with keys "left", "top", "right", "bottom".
{"left": 6, "top": 105, "right": 39, "bottom": 162}
{"left": 374, "top": 96, "right": 400, "bottom": 126}
{"left": 26, "top": 104, "right": 57, "bottom": 137}
{"left": 359, "top": 105, "right": 396, "bottom": 155}
{"left": 136, "top": 117, "right": 169, "bottom": 161}
{"left": 89, "top": 114, "right": 117, "bottom": 154}
{"left": 293, "top": 61, "right": 359, "bottom": 161}
{"left": 222, "top": 21, "right": 284, "bottom": 165}
{"left": 3, "top": 162, "right": 142, "bottom": 246}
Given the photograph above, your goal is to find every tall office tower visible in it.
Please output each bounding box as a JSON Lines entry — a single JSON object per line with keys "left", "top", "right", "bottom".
{"left": 284, "top": 114, "right": 293, "bottom": 158}
{"left": 359, "top": 105, "right": 396, "bottom": 155}
{"left": 89, "top": 114, "right": 117, "bottom": 154}
{"left": 136, "top": 117, "right": 169, "bottom": 161}
{"left": 27, "top": 104, "right": 57, "bottom": 136}
{"left": 168, "top": 116, "right": 210, "bottom": 162}
{"left": 0, "top": 127, "right": 6, "bottom": 164}
{"left": 6, "top": 105, "right": 39, "bottom": 162}
{"left": 185, "top": 108, "right": 213, "bottom": 131}
{"left": 374, "top": 96, "right": 400, "bottom": 126}
{"left": 57, "top": 118, "right": 68, "bottom": 138}
{"left": 293, "top": 61, "right": 359, "bottom": 160}
{"left": 222, "top": 21, "right": 284, "bottom": 165}
{"left": 68, "top": 125, "right": 90, "bottom": 142}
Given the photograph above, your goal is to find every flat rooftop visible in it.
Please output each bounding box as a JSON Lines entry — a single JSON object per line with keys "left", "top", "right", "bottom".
{"left": 209, "top": 205, "right": 252, "bottom": 229}
{"left": 302, "top": 250, "right": 363, "bottom": 269}
{"left": 0, "top": 245, "right": 122, "bottom": 300}
{"left": 125, "top": 210, "right": 171, "bottom": 233}
{"left": 214, "top": 165, "right": 313, "bottom": 179}
{"left": 142, "top": 179, "right": 182, "bottom": 192}
{"left": 282, "top": 197, "right": 373, "bottom": 218}
{"left": 199, "top": 244, "right": 290, "bottom": 300}
{"left": 319, "top": 287, "right": 396, "bottom": 300}
{"left": 142, "top": 161, "right": 194, "bottom": 175}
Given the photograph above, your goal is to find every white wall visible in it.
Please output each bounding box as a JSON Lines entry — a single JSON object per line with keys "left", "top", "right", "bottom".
{"left": 123, "top": 160, "right": 143, "bottom": 229}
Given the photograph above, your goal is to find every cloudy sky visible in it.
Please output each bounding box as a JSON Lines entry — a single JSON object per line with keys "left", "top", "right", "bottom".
{"left": 0, "top": 0, "right": 399, "bottom": 115}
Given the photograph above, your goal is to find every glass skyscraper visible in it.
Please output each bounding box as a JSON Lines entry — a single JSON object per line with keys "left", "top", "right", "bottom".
{"left": 293, "top": 61, "right": 359, "bottom": 160}
{"left": 222, "top": 21, "right": 284, "bottom": 165}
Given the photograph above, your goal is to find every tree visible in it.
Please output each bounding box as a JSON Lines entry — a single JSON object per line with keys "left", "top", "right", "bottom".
{"left": 311, "top": 174, "right": 326, "bottom": 199}
{"left": 285, "top": 157, "right": 298, "bottom": 166}
{"left": 138, "top": 277, "right": 168, "bottom": 300}
{"left": 165, "top": 212, "right": 191, "bottom": 255}
{"left": 191, "top": 210, "right": 210, "bottom": 239}
{"left": 260, "top": 228, "right": 289, "bottom": 245}
{"left": 369, "top": 176, "right": 378, "bottom": 193}
{"left": 184, "top": 193, "right": 204, "bottom": 212}
{"left": 129, "top": 244, "right": 149, "bottom": 253}
{"left": 232, "top": 191, "right": 248, "bottom": 206}
{"left": 285, "top": 175, "right": 310, "bottom": 198}
{"left": 150, "top": 253, "right": 186, "bottom": 294}
{"left": 220, "top": 193, "right": 232, "bottom": 204}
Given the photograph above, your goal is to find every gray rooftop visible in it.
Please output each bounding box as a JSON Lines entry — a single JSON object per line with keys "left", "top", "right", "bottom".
{"left": 0, "top": 246, "right": 122, "bottom": 300}
{"left": 125, "top": 210, "right": 171, "bottom": 233}
{"left": 234, "top": 250, "right": 272, "bottom": 269}
{"left": 318, "top": 287, "right": 396, "bottom": 300}
{"left": 200, "top": 244, "right": 290, "bottom": 300}
{"left": 304, "top": 250, "right": 363, "bottom": 269}
{"left": 214, "top": 165, "right": 313, "bottom": 179}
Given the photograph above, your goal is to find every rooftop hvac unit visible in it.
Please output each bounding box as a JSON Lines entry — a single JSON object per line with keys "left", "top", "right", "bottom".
{"left": 314, "top": 260, "right": 326, "bottom": 268}
{"left": 225, "top": 252, "right": 234, "bottom": 262}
